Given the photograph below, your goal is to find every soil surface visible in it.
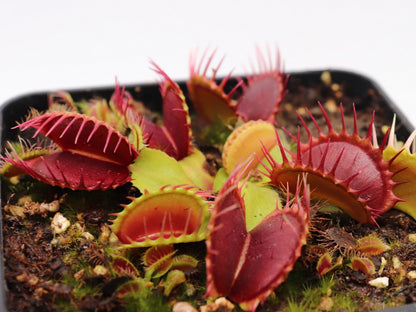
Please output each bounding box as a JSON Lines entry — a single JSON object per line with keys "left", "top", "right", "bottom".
{"left": 2, "top": 70, "right": 416, "bottom": 312}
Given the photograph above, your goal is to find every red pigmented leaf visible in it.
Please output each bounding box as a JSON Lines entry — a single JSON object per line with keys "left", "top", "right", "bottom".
{"left": 141, "top": 119, "right": 178, "bottom": 157}
{"left": 17, "top": 111, "right": 139, "bottom": 166}
{"left": 317, "top": 253, "right": 333, "bottom": 276}
{"left": 316, "top": 253, "right": 342, "bottom": 275}
{"left": 141, "top": 62, "right": 193, "bottom": 161}
{"left": 7, "top": 151, "right": 131, "bottom": 190}
{"left": 205, "top": 168, "right": 309, "bottom": 311}
{"left": 262, "top": 103, "right": 400, "bottom": 224}
{"left": 112, "top": 255, "right": 140, "bottom": 279}
{"left": 0, "top": 139, "right": 56, "bottom": 178}
{"left": 157, "top": 66, "right": 193, "bottom": 160}
{"left": 143, "top": 245, "right": 177, "bottom": 279}
{"left": 110, "top": 80, "right": 134, "bottom": 116}
{"left": 236, "top": 47, "right": 287, "bottom": 122}
{"left": 7, "top": 111, "right": 139, "bottom": 190}
{"left": 143, "top": 245, "right": 176, "bottom": 267}
{"left": 351, "top": 256, "right": 376, "bottom": 275}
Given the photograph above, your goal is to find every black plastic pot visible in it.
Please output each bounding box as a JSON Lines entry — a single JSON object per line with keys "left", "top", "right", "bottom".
{"left": 0, "top": 70, "right": 415, "bottom": 311}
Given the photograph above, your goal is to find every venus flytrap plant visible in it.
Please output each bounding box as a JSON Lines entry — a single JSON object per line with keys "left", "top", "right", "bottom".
{"left": 210, "top": 118, "right": 291, "bottom": 236}
{"left": 316, "top": 252, "right": 343, "bottom": 276}
{"left": 349, "top": 257, "right": 376, "bottom": 275}
{"left": 2, "top": 46, "right": 416, "bottom": 312}
{"left": 111, "top": 255, "right": 141, "bottom": 279}
{"left": 216, "top": 118, "right": 289, "bottom": 189}
{"left": 141, "top": 245, "right": 198, "bottom": 294}
{"left": 49, "top": 81, "right": 139, "bottom": 143}
{"left": 314, "top": 231, "right": 391, "bottom": 276}
{"left": 129, "top": 147, "right": 214, "bottom": 193}
{"left": 205, "top": 162, "right": 310, "bottom": 311}
{"left": 110, "top": 186, "right": 211, "bottom": 248}
{"left": 187, "top": 47, "right": 287, "bottom": 150}
{"left": 0, "top": 62, "right": 216, "bottom": 253}
{"left": 1, "top": 110, "right": 139, "bottom": 190}
{"left": 383, "top": 115, "right": 416, "bottom": 219}
{"left": 222, "top": 120, "right": 279, "bottom": 177}
{"left": 112, "top": 245, "right": 198, "bottom": 300}
{"left": 260, "top": 103, "right": 401, "bottom": 225}
{"left": 132, "top": 63, "right": 215, "bottom": 191}
{"left": 187, "top": 48, "right": 241, "bottom": 124}
{"left": 141, "top": 62, "right": 193, "bottom": 161}
{"left": 142, "top": 245, "right": 178, "bottom": 280}
{"left": 235, "top": 46, "right": 287, "bottom": 123}
{"left": 48, "top": 91, "right": 76, "bottom": 111}
{"left": 188, "top": 47, "right": 287, "bottom": 125}
{"left": 0, "top": 138, "right": 57, "bottom": 180}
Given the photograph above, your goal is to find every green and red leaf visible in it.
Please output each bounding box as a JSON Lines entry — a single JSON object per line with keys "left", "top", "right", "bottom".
{"left": 355, "top": 234, "right": 391, "bottom": 256}
{"left": 111, "top": 186, "right": 210, "bottom": 248}
{"left": 350, "top": 256, "right": 376, "bottom": 275}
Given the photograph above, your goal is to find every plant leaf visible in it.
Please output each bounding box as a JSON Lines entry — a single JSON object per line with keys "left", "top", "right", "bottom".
{"left": 205, "top": 167, "right": 309, "bottom": 311}
{"left": 179, "top": 148, "right": 214, "bottom": 191}
{"left": 130, "top": 148, "right": 194, "bottom": 193}
{"left": 355, "top": 234, "right": 390, "bottom": 256}
{"left": 350, "top": 257, "right": 376, "bottom": 275}
{"left": 16, "top": 111, "right": 139, "bottom": 166}
{"left": 383, "top": 127, "right": 416, "bottom": 220}
{"left": 111, "top": 186, "right": 210, "bottom": 248}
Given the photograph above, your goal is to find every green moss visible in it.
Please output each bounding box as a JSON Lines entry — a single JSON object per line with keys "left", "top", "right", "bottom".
{"left": 60, "top": 274, "right": 79, "bottom": 288}
{"left": 387, "top": 238, "right": 401, "bottom": 249}
{"left": 74, "top": 282, "right": 103, "bottom": 300}
{"left": 331, "top": 291, "right": 361, "bottom": 312}
{"left": 61, "top": 273, "right": 102, "bottom": 300}
{"left": 287, "top": 284, "right": 316, "bottom": 311}
{"left": 193, "top": 118, "right": 233, "bottom": 147}
{"left": 54, "top": 298, "right": 77, "bottom": 312}
{"left": 280, "top": 271, "right": 362, "bottom": 312}
{"left": 121, "top": 288, "right": 171, "bottom": 312}
{"left": 3, "top": 176, "right": 59, "bottom": 204}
